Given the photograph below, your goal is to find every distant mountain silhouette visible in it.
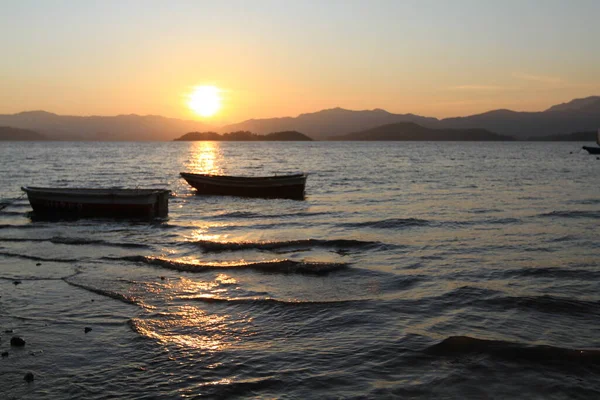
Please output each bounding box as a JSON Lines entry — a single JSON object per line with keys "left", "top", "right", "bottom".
{"left": 221, "top": 96, "right": 600, "bottom": 140}
{"left": 0, "top": 111, "right": 212, "bottom": 141}
{"left": 174, "top": 130, "right": 312, "bottom": 141}
{"left": 439, "top": 96, "right": 600, "bottom": 139}
{"left": 0, "top": 126, "right": 47, "bottom": 140}
{"left": 221, "top": 107, "right": 438, "bottom": 140}
{"left": 2, "top": 96, "right": 599, "bottom": 141}
{"left": 330, "top": 122, "right": 514, "bottom": 141}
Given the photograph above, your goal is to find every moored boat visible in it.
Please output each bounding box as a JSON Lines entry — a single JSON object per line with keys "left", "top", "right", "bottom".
{"left": 21, "top": 187, "right": 170, "bottom": 218}
{"left": 582, "top": 129, "right": 600, "bottom": 154}
{"left": 180, "top": 172, "right": 307, "bottom": 200}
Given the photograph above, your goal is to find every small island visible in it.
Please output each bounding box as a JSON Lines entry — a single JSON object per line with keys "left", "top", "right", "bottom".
{"left": 174, "top": 130, "right": 313, "bottom": 141}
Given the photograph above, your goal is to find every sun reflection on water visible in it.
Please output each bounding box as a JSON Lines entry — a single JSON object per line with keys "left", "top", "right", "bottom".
{"left": 187, "top": 141, "right": 223, "bottom": 175}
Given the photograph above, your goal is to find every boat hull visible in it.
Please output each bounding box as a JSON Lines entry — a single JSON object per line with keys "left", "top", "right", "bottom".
{"left": 21, "top": 187, "right": 170, "bottom": 219}
{"left": 180, "top": 172, "right": 307, "bottom": 200}
{"left": 582, "top": 146, "right": 600, "bottom": 154}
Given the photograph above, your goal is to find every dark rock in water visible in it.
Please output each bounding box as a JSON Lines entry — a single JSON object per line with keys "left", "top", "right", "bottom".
{"left": 84, "top": 327, "right": 92, "bottom": 333}
{"left": 91, "top": 299, "right": 95, "bottom": 302}
{"left": 1, "top": 351, "right": 8, "bottom": 358}
{"left": 10, "top": 336, "right": 25, "bottom": 347}
{"left": 36, "top": 262, "right": 41, "bottom": 266}
{"left": 13, "top": 280, "right": 21, "bottom": 286}
{"left": 24, "top": 372, "right": 34, "bottom": 382}
{"left": 5, "top": 329, "right": 13, "bottom": 333}
{"left": 160, "top": 276, "right": 165, "bottom": 280}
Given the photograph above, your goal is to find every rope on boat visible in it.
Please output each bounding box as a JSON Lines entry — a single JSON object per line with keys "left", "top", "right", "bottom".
{"left": 0, "top": 193, "right": 26, "bottom": 211}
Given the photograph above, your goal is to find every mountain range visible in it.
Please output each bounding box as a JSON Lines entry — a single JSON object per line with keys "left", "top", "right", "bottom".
{"left": 0, "top": 96, "right": 598, "bottom": 141}
{"left": 0, "top": 111, "right": 211, "bottom": 141}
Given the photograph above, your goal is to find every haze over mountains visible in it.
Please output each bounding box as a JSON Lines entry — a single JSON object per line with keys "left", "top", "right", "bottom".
{"left": 0, "top": 96, "right": 598, "bottom": 141}
{"left": 0, "top": 111, "right": 211, "bottom": 141}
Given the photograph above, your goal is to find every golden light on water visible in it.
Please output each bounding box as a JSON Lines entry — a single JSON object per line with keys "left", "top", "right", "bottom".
{"left": 188, "top": 141, "right": 223, "bottom": 175}
{"left": 188, "top": 85, "right": 222, "bottom": 117}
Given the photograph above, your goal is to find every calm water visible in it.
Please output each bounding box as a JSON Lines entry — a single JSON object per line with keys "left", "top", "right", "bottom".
{"left": 1, "top": 141, "right": 599, "bottom": 399}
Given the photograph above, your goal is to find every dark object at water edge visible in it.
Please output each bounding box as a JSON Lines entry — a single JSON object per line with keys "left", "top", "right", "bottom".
{"left": 24, "top": 372, "right": 34, "bottom": 382}
{"left": 21, "top": 187, "right": 170, "bottom": 219}
{"left": 582, "top": 146, "right": 600, "bottom": 154}
{"left": 1, "top": 351, "right": 8, "bottom": 357}
{"left": 84, "top": 327, "right": 92, "bottom": 333}
{"left": 582, "top": 129, "right": 600, "bottom": 154}
{"left": 10, "top": 336, "right": 25, "bottom": 347}
{"left": 13, "top": 280, "right": 21, "bottom": 286}
{"left": 180, "top": 172, "right": 308, "bottom": 200}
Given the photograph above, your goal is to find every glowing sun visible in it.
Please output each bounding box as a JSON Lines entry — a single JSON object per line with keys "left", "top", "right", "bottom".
{"left": 188, "top": 85, "right": 221, "bottom": 117}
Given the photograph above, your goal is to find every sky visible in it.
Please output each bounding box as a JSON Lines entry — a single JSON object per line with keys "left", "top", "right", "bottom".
{"left": 1, "top": 0, "right": 599, "bottom": 124}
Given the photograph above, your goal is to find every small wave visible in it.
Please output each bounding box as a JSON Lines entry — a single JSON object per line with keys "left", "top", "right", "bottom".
{"left": 503, "top": 267, "right": 600, "bottom": 280}
{"left": 426, "top": 336, "right": 600, "bottom": 365}
{"left": 0, "top": 251, "right": 78, "bottom": 263}
{"left": 538, "top": 210, "right": 600, "bottom": 219}
{"left": 0, "top": 224, "right": 41, "bottom": 230}
{"left": 105, "top": 255, "right": 348, "bottom": 275}
{"left": 180, "top": 296, "right": 367, "bottom": 307}
{"left": 188, "top": 238, "right": 388, "bottom": 253}
{"left": 338, "top": 218, "right": 430, "bottom": 229}
{"left": 210, "top": 210, "right": 332, "bottom": 220}
{"left": 0, "top": 236, "right": 148, "bottom": 249}
{"left": 487, "top": 294, "right": 600, "bottom": 317}
{"left": 63, "top": 278, "right": 139, "bottom": 306}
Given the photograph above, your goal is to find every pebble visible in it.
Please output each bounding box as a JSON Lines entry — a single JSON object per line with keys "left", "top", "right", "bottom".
{"left": 24, "top": 372, "right": 34, "bottom": 382}
{"left": 84, "top": 327, "right": 92, "bottom": 334}
{"left": 10, "top": 336, "right": 26, "bottom": 347}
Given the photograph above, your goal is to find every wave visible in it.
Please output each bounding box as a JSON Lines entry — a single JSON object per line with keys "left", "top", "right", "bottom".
{"left": 104, "top": 255, "right": 348, "bottom": 275}
{"left": 502, "top": 266, "right": 600, "bottom": 280}
{"left": 179, "top": 295, "right": 367, "bottom": 307}
{"left": 0, "top": 251, "right": 78, "bottom": 263}
{"left": 337, "top": 218, "right": 431, "bottom": 229}
{"left": 188, "top": 238, "right": 389, "bottom": 253}
{"left": 210, "top": 210, "right": 332, "bottom": 220}
{"left": 426, "top": 335, "right": 600, "bottom": 365}
{"left": 63, "top": 278, "right": 140, "bottom": 306}
{"left": 0, "top": 224, "right": 41, "bottom": 230}
{"left": 487, "top": 294, "right": 600, "bottom": 317}
{"left": 538, "top": 210, "right": 600, "bottom": 219}
{"left": 0, "top": 236, "right": 149, "bottom": 248}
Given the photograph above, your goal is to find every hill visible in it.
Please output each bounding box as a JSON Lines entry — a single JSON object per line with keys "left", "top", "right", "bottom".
{"left": 174, "top": 130, "right": 312, "bottom": 141}
{"left": 220, "top": 96, "right": 600, "bottom": 140}
{"left": 439, "top": 96, "right": 600, "bottom": 139}
{"left": 330, "top": 122, "right": 514, "bottom": 141}
{"left": 0, "top": 111, "right": 213, "bottom": 141}
{"left": 0, "top": 126, "right": 47, "bottom": 140}
{"left": 221, "top": 108, "right": 438, "bottom": 140}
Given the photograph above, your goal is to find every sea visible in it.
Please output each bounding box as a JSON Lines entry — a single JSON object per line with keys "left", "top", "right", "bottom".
{"left": 0, "top": 141, "right": 599, "bottom": 399}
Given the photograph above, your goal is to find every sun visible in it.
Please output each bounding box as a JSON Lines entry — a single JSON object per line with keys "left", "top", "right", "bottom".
{"left": 188, "top": 85, "right": 221, "bottom": 117}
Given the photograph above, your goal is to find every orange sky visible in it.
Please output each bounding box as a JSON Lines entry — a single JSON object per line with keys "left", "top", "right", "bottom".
{"left": 1, "top": 1, "right": 599, "bottom": 124}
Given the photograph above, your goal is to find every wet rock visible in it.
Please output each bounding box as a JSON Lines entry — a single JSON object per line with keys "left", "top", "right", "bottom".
{"left": 5, "top": 329, "right": 13, "bottom": 333}
{"left": 24, "top": 372, "right": 34, "bottom": 382}
{"left": 160, "top": 276, "right": 165, "bottom": 280}
{"left": 36, "top": 263, "right": 41, "bottom": 266}
{"left": 1, "top": 351, "right": 8, "bottom": 358}
{"left": 91, "top": 299, "right": 95, "bottom": 302}
{"left": 84, "top": 327, "right": 92, "bottom": 334}
{"left": 10, "top": 336, "right": 25, "bottom": 347}
{"left": 13, "top": 280, "right": 21, "bottom": 286}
